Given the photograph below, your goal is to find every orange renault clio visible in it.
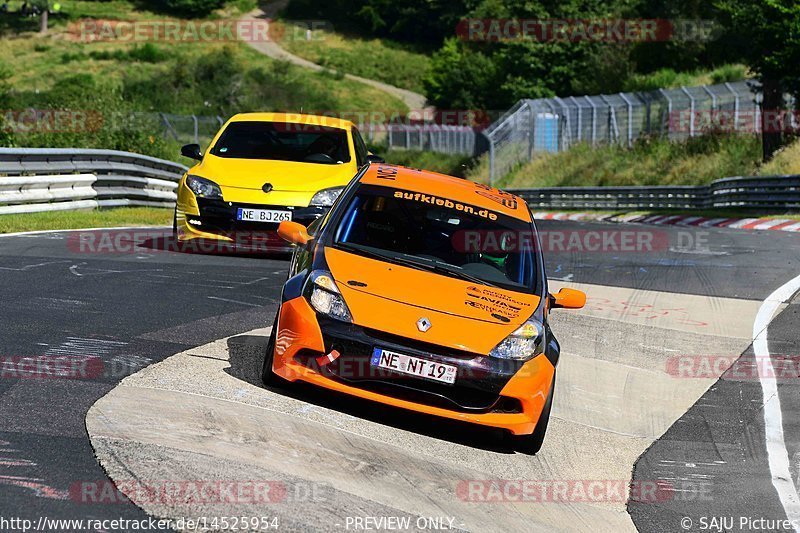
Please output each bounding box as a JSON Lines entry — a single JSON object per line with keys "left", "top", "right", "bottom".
{"left": 262, "top": 164, "right": 585, "bottom": 453}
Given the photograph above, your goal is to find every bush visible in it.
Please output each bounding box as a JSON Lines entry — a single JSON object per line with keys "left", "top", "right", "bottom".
{"left": 127, "top": 43, "right": 168, "bottom": 63}
{"left": 710, "top": 64, "right": 748, "bottom": 84}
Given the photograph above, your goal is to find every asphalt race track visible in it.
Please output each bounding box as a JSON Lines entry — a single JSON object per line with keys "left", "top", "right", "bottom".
{"left": 1, "top": 220, "right": 799, "bottom": 532}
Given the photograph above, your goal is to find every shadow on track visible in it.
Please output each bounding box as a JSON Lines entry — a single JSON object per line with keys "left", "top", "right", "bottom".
{"left": 224, "top": 333, "right": 516, "bottom": 454}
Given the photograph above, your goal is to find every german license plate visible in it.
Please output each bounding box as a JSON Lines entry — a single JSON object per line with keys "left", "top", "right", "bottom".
{"left": 371, "top": 348, "right": 457, "bottom": 384}
{"left": 236, "top": 208, "right": 292, "bottom": 223}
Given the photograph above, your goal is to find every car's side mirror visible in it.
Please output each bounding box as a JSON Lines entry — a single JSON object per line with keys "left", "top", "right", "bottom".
{"left": 278, "top": 220, "right": 312, "bottom": 246}
{"left": 550, "top": 288, "right": 586, "bottom": 309}
{"left": 366, "top": 154, "right": 385, "bottom": 164}
{"left": 181, "top": 143, "right": 203, "bottom": 161}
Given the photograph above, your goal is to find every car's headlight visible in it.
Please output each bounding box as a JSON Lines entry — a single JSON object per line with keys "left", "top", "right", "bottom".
{"left": 489, "top": 319, "right": 544, "bottom": 361}
{"left": 307, "top": 270, "right": 352, "bottom": 322}
{"left": 309, "top": 187, "right": 344, "bottom": 207}
{"left": 186, "top": 175, "right": 223, "bottom": 199}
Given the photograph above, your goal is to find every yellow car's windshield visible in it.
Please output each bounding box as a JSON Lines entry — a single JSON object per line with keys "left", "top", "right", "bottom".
{"left": 211, "top": 121, "right": 351, "bottom": 164}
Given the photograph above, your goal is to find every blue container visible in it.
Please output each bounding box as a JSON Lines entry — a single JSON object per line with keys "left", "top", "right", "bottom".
{"left": 534, "top": 113, "right": 559, "bottom": 153}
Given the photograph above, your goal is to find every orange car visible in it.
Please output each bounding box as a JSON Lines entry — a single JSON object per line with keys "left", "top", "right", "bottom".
{"left": 262, "top": 164, "right": 585, "bottom": 453}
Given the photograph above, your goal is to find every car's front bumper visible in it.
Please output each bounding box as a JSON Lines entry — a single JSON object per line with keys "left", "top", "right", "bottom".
{"left": 176, "top": 198, "right": 327, "bottom": 251}
{"left": 272, "top": 296, "right": 555, "bottom": 435}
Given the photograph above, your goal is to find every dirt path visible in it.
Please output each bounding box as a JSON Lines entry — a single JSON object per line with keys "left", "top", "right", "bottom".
{"left": 242, "top": 2, "right": 428, "bottom": 112}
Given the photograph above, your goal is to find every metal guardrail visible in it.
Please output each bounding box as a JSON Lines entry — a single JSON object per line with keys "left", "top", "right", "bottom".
{"left": 0, "top": 148, "right": 188, "bottom": 214}
{"left": 508, "top": 175, "right": 800, "bottom": 212}
{"left": 2, "top": 148, "right": 797, "bottom": 215}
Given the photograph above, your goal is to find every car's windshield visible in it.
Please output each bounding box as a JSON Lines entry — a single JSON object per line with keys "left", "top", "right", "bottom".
{"left": 333, "top": 184, "right": 536, "bottom": 292}
{"left": 211, "top": 121, "right": 351, "bottom": 164}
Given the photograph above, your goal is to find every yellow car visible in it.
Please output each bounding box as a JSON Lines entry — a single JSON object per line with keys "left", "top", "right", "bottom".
{"left": 174, "top": 112, "right": 382, "bottom": 250}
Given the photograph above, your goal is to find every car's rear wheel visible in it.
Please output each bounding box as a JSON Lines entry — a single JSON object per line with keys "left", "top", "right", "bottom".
{"left": 172, "top": 207, "right": 178, "bottom": 238}
{"left": 511, "top": 373, "right": 555, "bottom": 455}
{"left": 261, "top": 312, "right": 281, "bottom": 386}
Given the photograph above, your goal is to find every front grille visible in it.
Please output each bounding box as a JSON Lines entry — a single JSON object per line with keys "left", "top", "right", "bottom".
{"left": 293, "top": 314, "right": 525, "bottom": 414}
{"left": 195, "top": 199, "right": 326, "bottom": 233}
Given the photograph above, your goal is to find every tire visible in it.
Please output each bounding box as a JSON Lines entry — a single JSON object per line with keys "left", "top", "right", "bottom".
{"left": 172, "top": 207, "right": 178, "bottom": 238}
{"left": 261, "top": 313, "right": 281, "bottom": 386}
{"left": 511, "top": 373, "right": 555, "bottom": 455}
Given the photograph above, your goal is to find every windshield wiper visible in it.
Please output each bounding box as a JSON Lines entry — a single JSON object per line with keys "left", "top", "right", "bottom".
{"left": 397, "top": 253, "right": 499, "bottom": 287}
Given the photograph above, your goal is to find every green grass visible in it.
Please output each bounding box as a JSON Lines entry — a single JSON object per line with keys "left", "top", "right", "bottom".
{"left": 623, "top": 64, "right": 748, "bottom": 92}
{"left": 0, "top": 207, "right": 173, "bottom": 233}
{"left": 277, "top": 21, "right": 430, "bottom": 95}
{"left": 474, "top": 133, "right": 765, "bottom": 189}
{"left": 376, "top": 148, "right": 476, "bottom": 178}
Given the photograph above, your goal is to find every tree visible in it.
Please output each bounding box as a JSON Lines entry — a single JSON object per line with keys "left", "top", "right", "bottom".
{"left": 29, "top": 0, "right": 49, "bottom": 33}
{"left": 715, "top": 0, "right": 800, "bottom": 161}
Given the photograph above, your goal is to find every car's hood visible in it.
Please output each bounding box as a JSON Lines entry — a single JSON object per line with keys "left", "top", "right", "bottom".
{"left": 192, "top": 154, "right": 356, "bottom": 192}
{"left": 325, "top": 247, "right": 541, "bottom": 355}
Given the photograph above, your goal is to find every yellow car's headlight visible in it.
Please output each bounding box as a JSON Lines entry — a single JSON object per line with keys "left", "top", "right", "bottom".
{"left": 186, "top": 175, "right": 223, "bottom": 200}
{"left": 310, "top": 187, "right": 344, "bottom": 207}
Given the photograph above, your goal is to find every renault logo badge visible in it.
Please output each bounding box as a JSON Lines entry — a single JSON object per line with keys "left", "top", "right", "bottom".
{"left": 417, "top": 317, "right": 431, "bottom": 332}
{"left": 262, "top": 183, "right": 273, "bottom": 193}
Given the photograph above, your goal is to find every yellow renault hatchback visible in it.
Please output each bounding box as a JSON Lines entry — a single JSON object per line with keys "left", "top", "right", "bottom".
{"left": 174, "top": 112, "right": 382, "bottom": 250}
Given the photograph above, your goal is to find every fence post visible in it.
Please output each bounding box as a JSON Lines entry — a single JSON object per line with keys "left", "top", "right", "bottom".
{"left": 554, "top": 97, "right": 571, "bottom": 150}
{"left": 725, "top": 82, "right": 740, "bottom": 131}
{"left": 584, "top": 96, "right": 597, "bottom": 145}
{"left": 159, "top": 113, "right": 179, "bottom": 141}
{"left": 618, "top": 92, "right": 635, "bottom": 147}
{"left": 702, "top": 85, "right": 717, "bottom": 110}
{"left": 487, "top": 132, "right": 495, "bottom": 186}
{"left": 598, "top": 95, "right": 618, "bottom": 144}
{"left": 680, "top": 86, "right": 695, "bottom": 137}
{"left": 192, "top": 115, "right": 199, "bottom": 145}
{"left": 569, "top": 96, "right": 582, "bottom": 142}
{"left": 659, "top": 89, "right": 672, "bottom": 137}
{"left": 755, "top": 92, "right": 762, "bottom": 134}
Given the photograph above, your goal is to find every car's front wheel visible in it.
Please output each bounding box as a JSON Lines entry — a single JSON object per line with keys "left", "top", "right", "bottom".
{"left": 261, "top": 313, "right": 281, "bottom": 386}
{"left": 511, "top": 373, "right": 555, "bottom": 455}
